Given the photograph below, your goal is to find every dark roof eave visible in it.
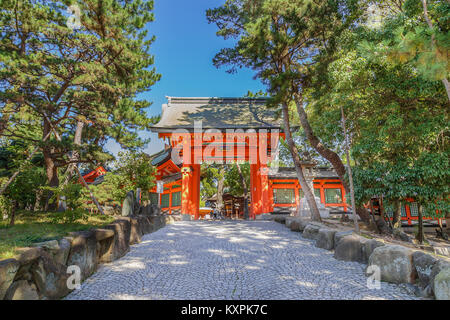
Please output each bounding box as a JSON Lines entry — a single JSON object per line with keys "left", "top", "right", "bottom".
{"left": 151, "top": 126, "right": 284, "bottom": 133}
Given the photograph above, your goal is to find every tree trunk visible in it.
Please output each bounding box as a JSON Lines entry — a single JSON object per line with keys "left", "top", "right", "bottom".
{"left": 281, "top": 103, "right": 321, "bottom": 221}
{"left": 393, "top": 200, "right": 402, "bottom": 229}
{"left": 379, "top": 195, "right": 385, "bottom": 220}
{"left": 62, "top": 120, "right": 84, "bottom": 186}
{"left": 42, "top": 120, "right": 59, "bottom": 211}
{"left": 374, "top": 196, "right": 391, "bottom": 234}
{"left": 294, "top": 94, "right": 348, "bottom": 190}
{"left": 58, "top": 120, "right": 85, "bottom": 212}
{"left": 417, "top": 203, "right": 425, "bottom": 244}
{"left": 43, "top": 117, "right": 104, "bottom": 215}
{"left": 293, "top": 94, "right": 371, "bottom": 224}
{"left": 34, "top": 189, "right": 43, "bottom": 212}
{"left": 9, "top": 200, "right": 17, "bottom": 226}
{"left": 236, "top": 162, "right": 249, "bottom": 220}
{"left": 43, "top": 120, "right": 59, "bottom": 189}
{"left": 368, "top": 200, "right": 380, "bottom": 234}
{"left": 445, "top": 211, "right": 449, "bottom": 233}
{"left": 341, "top": 105, "right": 359, "bottom": 233}
{"left": 0, "top": 113, "right": 10, "bottom": 137}
{"left": 43, "top": 154, "right": 59, "bottom": 211}
{"left": 217, "top": 166, "right": 225, "bottom": 215}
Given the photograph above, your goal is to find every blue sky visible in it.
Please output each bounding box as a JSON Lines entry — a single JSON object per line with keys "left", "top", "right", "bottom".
{"left": 106, "top": 0, "right": 265, "bottom": 157}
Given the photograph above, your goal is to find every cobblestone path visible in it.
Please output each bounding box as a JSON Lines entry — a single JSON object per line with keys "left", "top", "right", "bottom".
{"left": 66, "top": 220, "right": 420, "bottom": 300}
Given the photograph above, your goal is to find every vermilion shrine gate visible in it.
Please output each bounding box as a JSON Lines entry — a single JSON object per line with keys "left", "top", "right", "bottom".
{"left": 150, "top": 97, "right": 283, "bottom": 220}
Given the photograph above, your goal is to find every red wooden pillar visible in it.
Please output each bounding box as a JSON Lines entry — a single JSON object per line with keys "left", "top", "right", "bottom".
{"left": 181, "top": 164, "right": 201, "bottom": 220}
{"left": 268, "top": 181, "right": 274, "bottom": 213}
{"left": 341, "top": 186, "right": 347, "bottom": 212}
{"left": 250, "top": 163, "right": 261, "bottom": 219}
{"left": 405, "top": 204, "right": 412, "bottom": 226}
{"left": 260, "top": 164, "right": 270, "bottom": 214}
{"left": 294, "top": 184, "right": 300, "bottom": 208}
{"left": 191, "top": 164, "right": 200, "bottom": 220}
{"left": 169, "top": 188, "right": 173, "bottom": 215}
{"left": 319, "top": 182, "right": 325, "bottom": 205}
{"left": 181, "top": 165, "right": 192, "bottom": 216}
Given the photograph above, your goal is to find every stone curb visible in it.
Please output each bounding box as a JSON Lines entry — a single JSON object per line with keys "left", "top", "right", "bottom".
{"left": 282, "top": 218, "right": 450, "bottom": 300}
{"left": 0, "top": 214, "right": 171, "bottom": 300}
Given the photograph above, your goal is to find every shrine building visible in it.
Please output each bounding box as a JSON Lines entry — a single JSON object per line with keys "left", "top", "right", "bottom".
{"left": 149, "top": 97, "right": 350, "bottom": 219}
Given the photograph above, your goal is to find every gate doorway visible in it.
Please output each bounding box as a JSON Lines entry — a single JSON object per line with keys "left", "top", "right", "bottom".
{"left": 150, "top": 97, "right": 283, "bottom": 220}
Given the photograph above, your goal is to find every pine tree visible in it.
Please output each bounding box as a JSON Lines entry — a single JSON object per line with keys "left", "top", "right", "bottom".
{"left": 0, "top": 0, "right": 161, "bottom": 200}
{"left": 207, "top": 0, "right": 366, "bottom": 221}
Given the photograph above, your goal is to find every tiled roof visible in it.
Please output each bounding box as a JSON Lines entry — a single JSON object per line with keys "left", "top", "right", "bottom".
{"left": 151, "top": 97, "right": 282, "bottom": 131}
{"left": 150, "top": 148, "right": 172, "bottom": 167}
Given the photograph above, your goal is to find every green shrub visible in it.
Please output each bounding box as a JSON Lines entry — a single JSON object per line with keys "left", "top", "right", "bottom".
{"left": 0, "top": 195, "right": 11, "bottom": 220}
{"left": 42, "top": 182, "right": 84, "bottom": 211}
{"left": 48, "top": 208, "right": 89, "bottom": 224}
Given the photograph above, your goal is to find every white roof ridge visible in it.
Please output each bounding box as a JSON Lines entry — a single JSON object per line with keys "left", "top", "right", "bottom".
{"left": 166, "top": 96, "right": 269, "bottom": 104}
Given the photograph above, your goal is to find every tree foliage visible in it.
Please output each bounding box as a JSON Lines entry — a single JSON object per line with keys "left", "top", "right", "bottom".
{"left": 306, "top": 0, "right": 449, "bottom": 219}
{"left": 0, "top": 0, "right": 161, "bottom": 188}
{"left": 86, "top": 150, "right": 156, "bottom": 209}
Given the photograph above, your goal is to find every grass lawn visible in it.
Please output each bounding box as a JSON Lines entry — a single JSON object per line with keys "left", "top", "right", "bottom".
{"left": 0, "top": 210, "right": 115, "bottom": 260}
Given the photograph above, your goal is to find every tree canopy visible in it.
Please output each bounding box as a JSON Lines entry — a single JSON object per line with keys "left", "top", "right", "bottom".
{"left": 0, "top": 0, "right": 160, "bottom": 189}
{"left": 0, "top": 0, "right": 160, "bottom": 212}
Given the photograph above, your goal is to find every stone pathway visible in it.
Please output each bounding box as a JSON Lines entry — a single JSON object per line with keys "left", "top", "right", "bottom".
{"left": 66, "top": 220, "right": 420, "bottom": 300}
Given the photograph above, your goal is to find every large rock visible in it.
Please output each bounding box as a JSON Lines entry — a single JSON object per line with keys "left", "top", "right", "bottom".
{"left": 273, "top": 216, "right": 286, "bottom": 224}
{"left": 433, "top": 245, "right": 450, "bottom": 258}
{"left": 368, "top": 245, "right": 417, "bottom": 284}
{"left": 151, "top": 205, "right": 161, "bottom": 216}
{"left": 92, "top": 229, "right": 115, "bottom": 263}
{"left": 128, "top": 217, "right": 142, "bottom": 245}
{"left": 56, "top": 238, "right": 71, "bottom": 266}
{"left": 0, "top": 259, "right": 20, "bottom": 300}
{"left": 374, "top": 217, "right": 391, "bottom": 235}
{"left": 289, "top": 219, "right": 302, "bottom": 232}
{"left": 393, "top": 229, "right": 413, "bottom": 243}
{"left": 15, "top": 247, "right": 43, "bottom": 265}
{"left": 292, "top": 218, "right": 309, "bottom": 232}
{"left": 31, "top": 240, "right": 59, "bottom": 251}
{"left": 30, "top": 250, "right": 70, "bottom": 299}
{"left": 13, "top": 247, "right": 43, "bottom": 283}
{"left": 149, "top": 216, "right": 163, "bottom": 230}
{"left": 334, "top": 230, "right": 357, "bottom": 248}
{"left": 434, "top": 268, "right": 450, "bottom": 300}
{"left": 140, "top": 203, "right": 154, "bottom": 216}
{"left": 4, "top": 280, "right": 39, "bottom": 300}
{"left": 302, "top": 224, "right": 321, "bottom": 240}
{"left": 362, "top": 239, "right": 385, "bottom": 264}
{"left": 136, "top": 215, "right": 153, "bottom": 235}
{"left": 315, "top": 228, "right": 337, "bottom": 250}
{"left": 103, "top": 218, "right": 131, "bottom": 260}
{"left": 412, "top": 251, "right": 438, "bottom": 288}
{"left": 430, "top": 259, "right": 450, "bottom": 294}
{"left": 334, "top": 234, "right": 366, "bottom": 262}
{"left": 66, "top": 230, "right": 98, "bottom": 281}
{"left": 31, "top": 239, "right": 70, "bottom": 266}
{"left": 121, "top": 191, "right": 134, "bottom": 216}
{"left": 285, "top": 217, "right": 296, "bottom": 229}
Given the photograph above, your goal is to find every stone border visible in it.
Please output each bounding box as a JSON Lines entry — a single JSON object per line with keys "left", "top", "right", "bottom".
{"left": 277, "top": 216, "right": 450, "bottom": 300}
{"left": 0, "top": 214, "right": 178, "bottom": 300}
